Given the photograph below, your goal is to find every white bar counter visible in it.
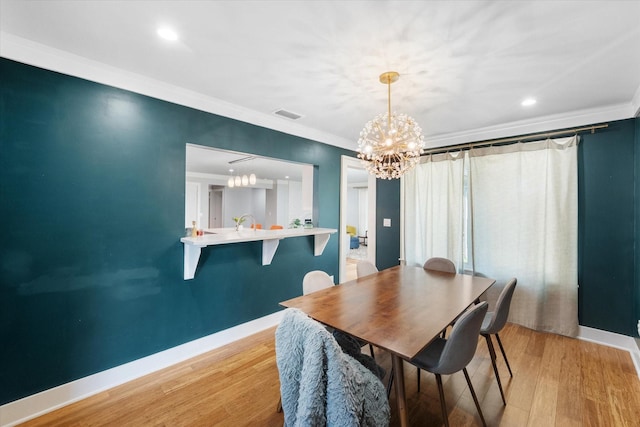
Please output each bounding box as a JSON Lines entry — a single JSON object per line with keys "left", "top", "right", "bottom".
{"left": 180, "top": 227, "right": 337, "bottom": 280}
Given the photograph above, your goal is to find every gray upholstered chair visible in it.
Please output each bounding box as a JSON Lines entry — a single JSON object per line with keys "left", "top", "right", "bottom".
{"left": 474, "top": 271, "right": 501, "bottom": 309}
{"left": 411, "top": 301, "right": 489, "bottom": 427}
{"left": 480, "top": 277, "right": 517, "bottom": 405}
{"left": 423, "top": 257, "right": 456, "bottom": 273}
{"left": 418, "top": 256, "right": 457, "bottom": 385}
{"left": 356, "top": 260, "right": 378, "bottom": 278}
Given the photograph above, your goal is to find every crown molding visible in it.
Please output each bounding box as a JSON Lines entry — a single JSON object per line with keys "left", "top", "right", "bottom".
{"left": 0, "top": 32, "right": 354, "bottom": 150}
{"left": 424, "top": 102, "right": 636, "bottom": 149}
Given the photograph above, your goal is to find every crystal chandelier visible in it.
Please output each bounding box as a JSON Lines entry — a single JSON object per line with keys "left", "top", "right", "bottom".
{"left": 357, "top": 72, "right": 425, "bottom": 179}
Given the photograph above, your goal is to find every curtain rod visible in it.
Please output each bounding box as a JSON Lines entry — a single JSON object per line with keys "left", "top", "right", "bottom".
{"left": 422, "top": 123, "right": 609, "bottom": 156}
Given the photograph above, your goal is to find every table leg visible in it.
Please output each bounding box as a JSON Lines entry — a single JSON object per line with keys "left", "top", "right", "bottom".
{"left": 391, "top": 354, "right": 407, "bottom": 427}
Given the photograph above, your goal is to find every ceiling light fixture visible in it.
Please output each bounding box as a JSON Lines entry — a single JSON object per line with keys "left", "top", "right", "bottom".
{"left": 227, "top": 156, "right": 258, "bottom": 188}
{"left": 226, "top": 166, "right": 256, "bottom": 188}
{"left": 357, "top": 71, "right": 425, "bottom": 180}
{"left": 521, "top": 97, "right": 537, "bottom": 107}
{"left": 157, "top": 27, "right": 178, "bottom": 41}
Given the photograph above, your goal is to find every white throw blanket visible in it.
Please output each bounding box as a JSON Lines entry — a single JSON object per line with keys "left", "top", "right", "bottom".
{"left": 276, "top": 308, "right": 390, "bottom": 427}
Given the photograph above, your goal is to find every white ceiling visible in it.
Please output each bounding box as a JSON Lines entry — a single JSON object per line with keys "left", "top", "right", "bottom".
{"left": 1, "top": 0, "right": 639, "bottom": 152}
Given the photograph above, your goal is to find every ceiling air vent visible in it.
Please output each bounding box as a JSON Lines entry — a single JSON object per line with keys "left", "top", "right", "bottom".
{"left": 273, "top": 109, "right": 303, "bottom": 120}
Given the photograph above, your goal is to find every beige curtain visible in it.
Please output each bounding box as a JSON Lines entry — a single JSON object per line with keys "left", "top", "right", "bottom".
{"left": 469, "top": 136, "right": 579, "bottom": 337}
{"left": 402, "top": 152, "right": 465, "bottom": 270}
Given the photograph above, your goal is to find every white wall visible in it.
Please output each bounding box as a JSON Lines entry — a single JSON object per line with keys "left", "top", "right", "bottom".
{"left": 224, "top": 187, "right": 265, "bottom": 227}
{"left": 346, "top": 187, "right": 359, "bottom": 234}
{"left": 265, "top": 188, "right": 278, "bottom": 228}
{"left": 301, "top": 165, "right": 314, "bottom": 222}
{"left": 288, "top": 180, "right": 303, "bottom": 224}
{"left": 276, "top": 180, "right": 289, "bottom": 227}
{"left": 251, "top": 189, "right": 266, "bottom": 225}
{"left": 186, "top": 178, "right": 210, "bottom": 229}
{"left": 185, "top": 181, "right": 200, "bottom": 229}
{"left": 357, "top": 188, "right": 368, "bottom": 236}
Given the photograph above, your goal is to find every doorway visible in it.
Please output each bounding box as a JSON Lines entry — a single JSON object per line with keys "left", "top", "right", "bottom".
{"left": 339, "top": 156, "right": 376, "bottom": 283}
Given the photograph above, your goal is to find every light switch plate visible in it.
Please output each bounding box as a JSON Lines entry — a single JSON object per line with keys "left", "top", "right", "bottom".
{"left": 383, "top": 218, "right": 391, "bottom": 227}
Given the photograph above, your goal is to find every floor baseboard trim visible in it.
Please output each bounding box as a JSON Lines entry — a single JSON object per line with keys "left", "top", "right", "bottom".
{"left": 577, "top": 325, "right": 640, "bottom": 379}
{"left": 0, "top": 310, "right": 284, "bottom": 427}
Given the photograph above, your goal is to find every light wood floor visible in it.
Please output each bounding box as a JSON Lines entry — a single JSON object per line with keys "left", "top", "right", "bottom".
{"left": 20, "top": 320, "right": 640, "bottom": 427}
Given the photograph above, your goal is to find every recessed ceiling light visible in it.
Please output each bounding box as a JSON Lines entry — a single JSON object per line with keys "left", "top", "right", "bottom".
{"left": 521, "top": 98, "right": 537, "bottom": 107}
{"left": 157, "top": 27, "right": 178, "bottom": 41}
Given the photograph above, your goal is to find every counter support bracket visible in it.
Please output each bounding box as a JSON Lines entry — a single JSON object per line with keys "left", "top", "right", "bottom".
{"left": 181, "top": 228, "right": 337, "bottom": 280}
{"left": 184, "top": 244, "right": 205, "bottom": 280}
{"left": 314, "top": 233, "right": 331, "bottom": 256}
{"left": 262, "top": 239, "right": 280, "bottom": 265}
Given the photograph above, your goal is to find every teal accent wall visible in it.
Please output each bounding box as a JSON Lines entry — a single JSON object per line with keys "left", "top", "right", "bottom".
{"left": 1, "top": 55, "right": 637, "bottom": 407}
{"left": 578, "top": 118, "right": 637, "bottom": 336}
{"left": 0, "top": 58, "right": 360, "bottom": 404}
{"left": 375, "top": 179, "right": 401, "bottom": 270}
{"left": 636, "top": 116, "right": 640, "bottom": 337}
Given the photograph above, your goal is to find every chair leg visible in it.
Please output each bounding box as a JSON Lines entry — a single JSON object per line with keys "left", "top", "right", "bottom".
{"left": 416, "top": 367, "right": 421, "bottom": 392}
{"left": 463, "top": 367, "right": 487, "bottom": 427}
{"left": 387, "top": 369, "right": 394, "bottom": 398}
{"left": 484, "top": 334, "right": 506, "bottom": 405}
{"left": 369, "top": 343, "right": 375, "bottom": 360}
{"left": 434, "top": 374, "right": 450, "bottom": 427}
{"left": 495, "top": 333, "right": 513, "bottom": 377}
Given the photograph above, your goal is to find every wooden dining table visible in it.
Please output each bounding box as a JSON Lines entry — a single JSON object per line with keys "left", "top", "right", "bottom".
{"left": 279, "top": 264, "right": 495, "bottom": 427}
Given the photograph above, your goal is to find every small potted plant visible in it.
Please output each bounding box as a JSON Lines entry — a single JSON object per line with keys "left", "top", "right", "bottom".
{"left": 233, "top": 216, "right": 246, "bottom": 231}
{"left": 289, "top": 218, "right": 302, "bottom": 228}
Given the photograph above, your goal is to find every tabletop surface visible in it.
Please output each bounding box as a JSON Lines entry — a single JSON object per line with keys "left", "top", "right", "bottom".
{"left": 280, "top": 265, "right": 495, "bottom": 360}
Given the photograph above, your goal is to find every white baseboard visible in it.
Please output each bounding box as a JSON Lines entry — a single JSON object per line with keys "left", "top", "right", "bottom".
{"left": 578, "top": 325, "right": 640, "bottom": 379}
{"left": 0, "top": 310, "right": 285, "bottom": 427}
